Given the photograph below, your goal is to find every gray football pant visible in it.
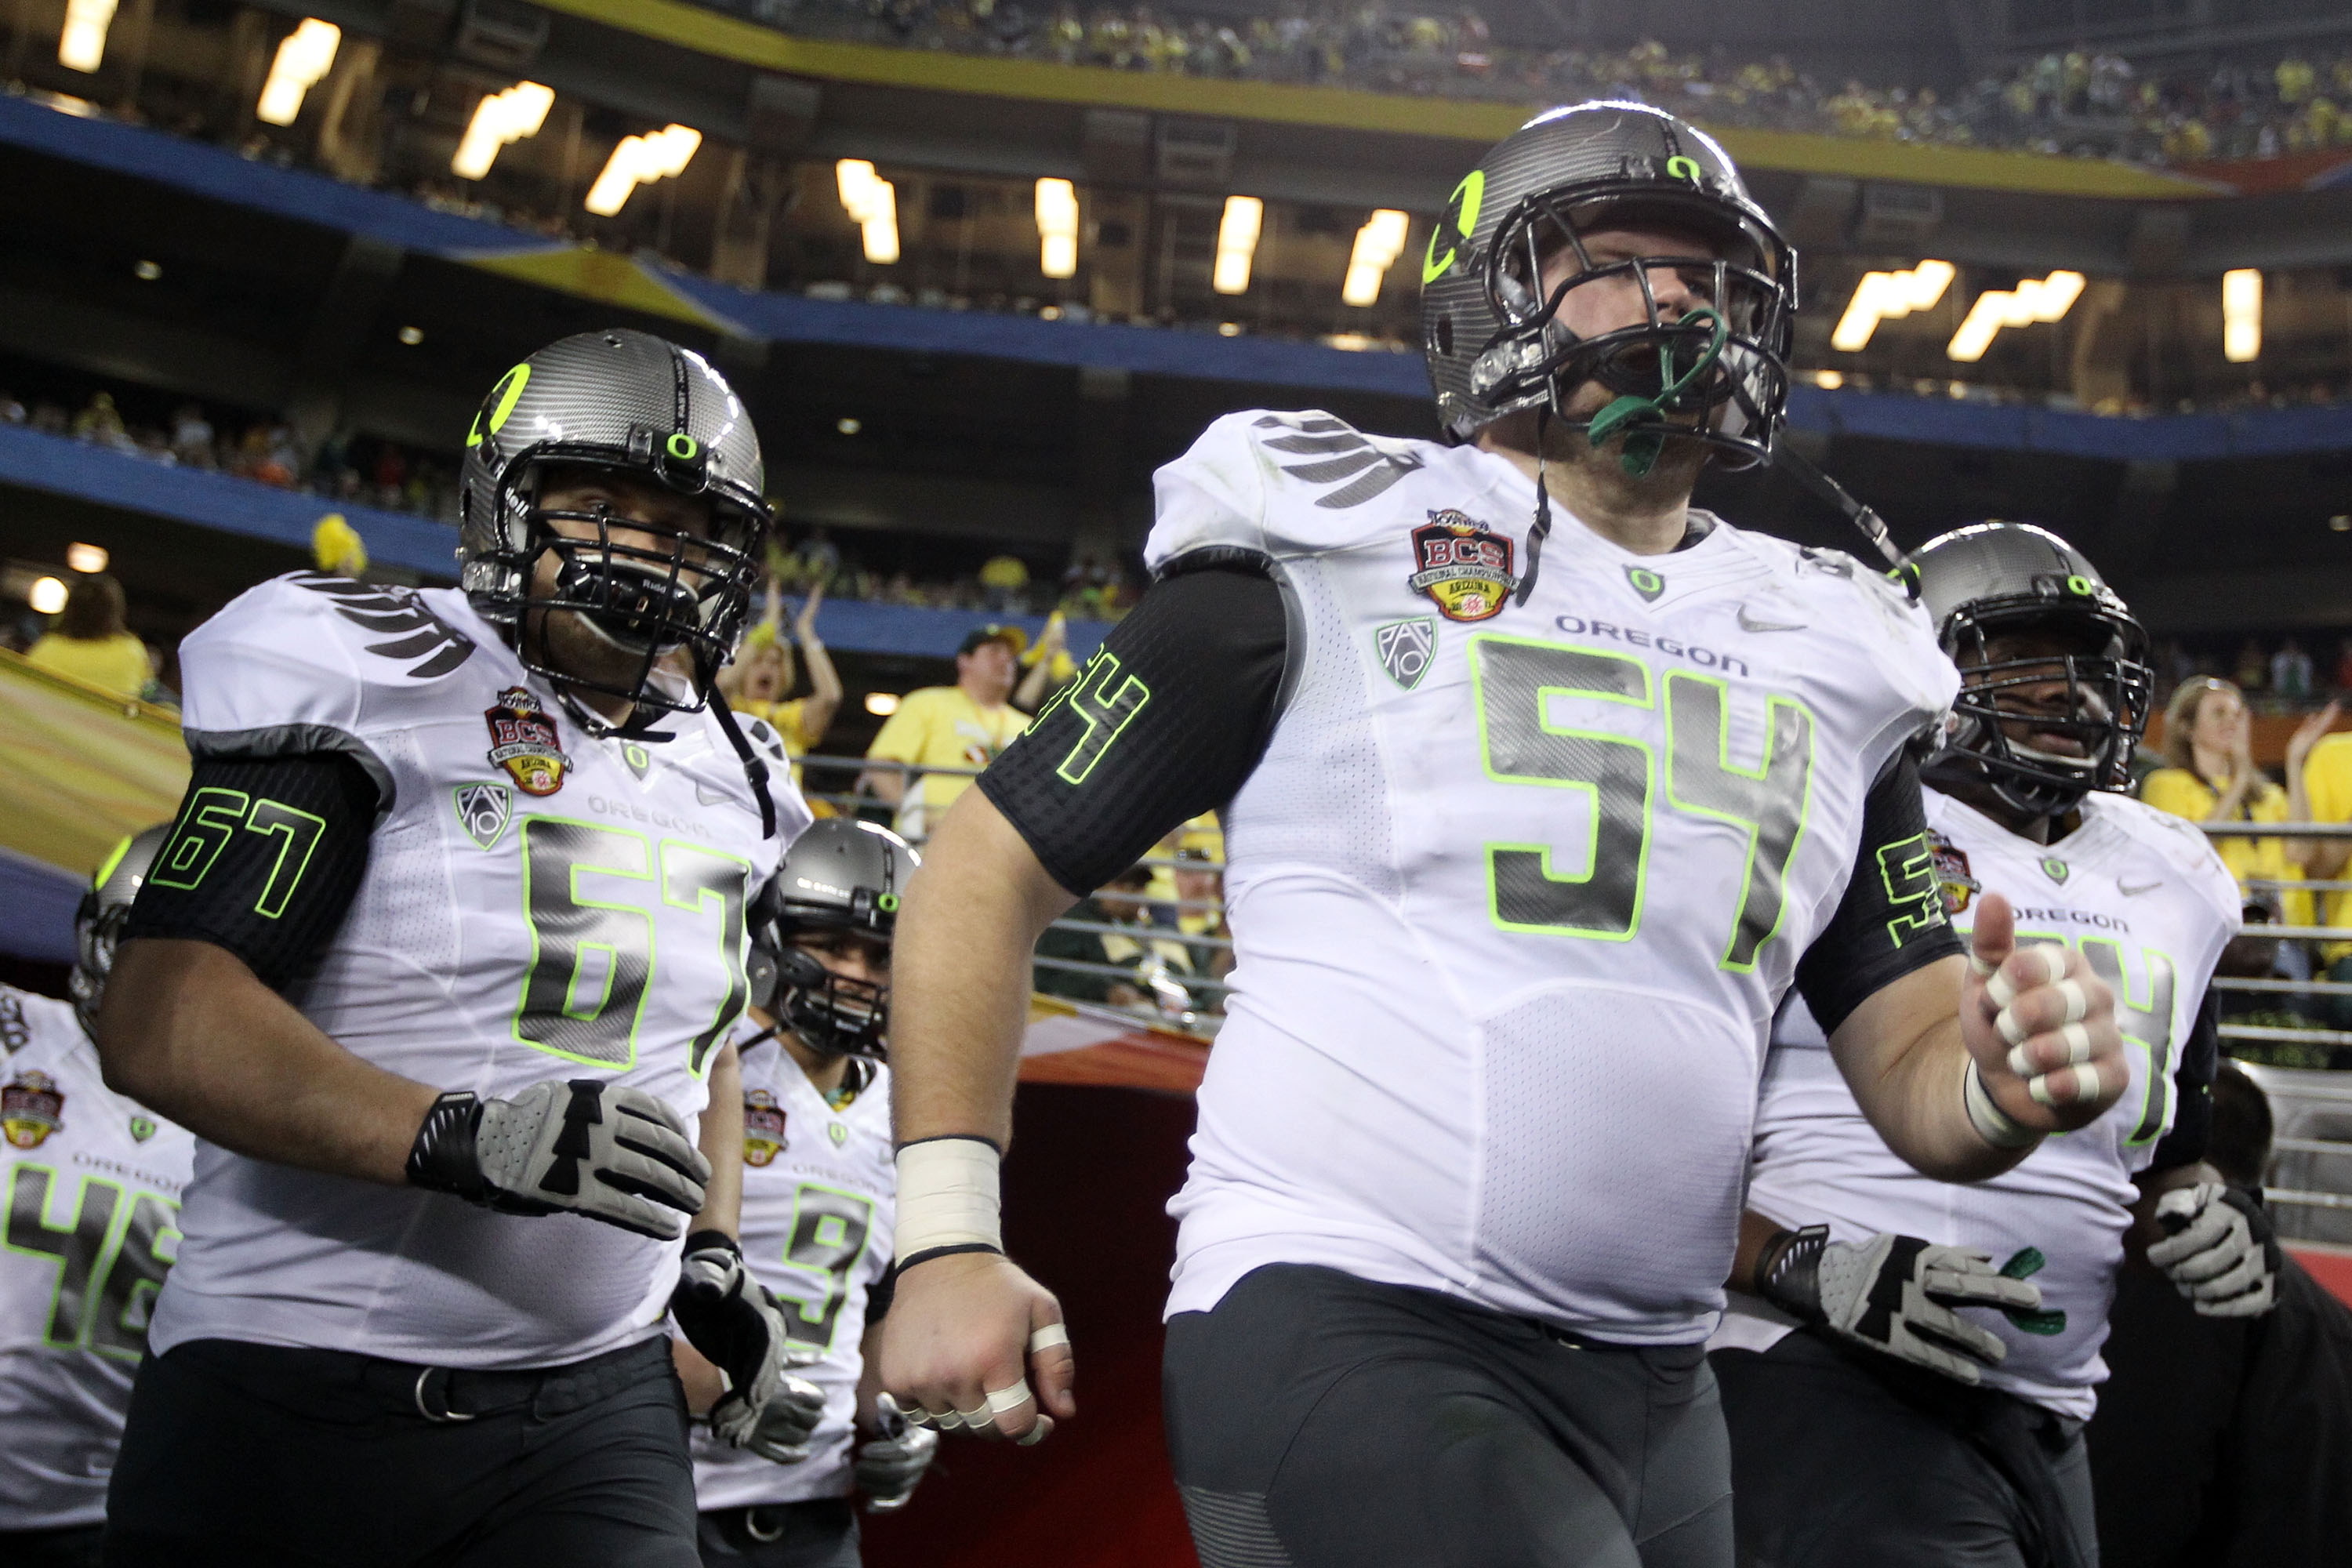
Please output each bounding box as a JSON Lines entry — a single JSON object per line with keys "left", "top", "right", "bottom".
{"left": 1712, "top": 1331, "right": 2099, "bottom": 1568}
{"left": 1164, "top": 1264, "right": 1734, "bottom": 1568}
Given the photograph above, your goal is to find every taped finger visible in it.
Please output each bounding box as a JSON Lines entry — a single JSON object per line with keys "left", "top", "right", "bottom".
{"left": 2054, "top": 978, "right": 2090, "bottom": 1025}
{"left": 1029, "top": 1323, "right": 1072, "bottom": 1355}
{"left": 955, "top": 1399, "right": 993, "bottom": 1429}
{"left": 985, "top": 1380, "right": 1035, "bottom": 1416}
{"left": 2028, "top": 1062, "right": 2105, "bottom": 1107}
{"left": 1996, "top": 1006, "right": 2030, "bottom": 1047}
{"left": 1016, "top": 1413, "right": 1056, "bottom": 1446}
{"left": 1969, "top": 952, "right": 2000, "bottom": 978}
{"left": 1987, "top": 946, "right": 2066, "bottom": 1010}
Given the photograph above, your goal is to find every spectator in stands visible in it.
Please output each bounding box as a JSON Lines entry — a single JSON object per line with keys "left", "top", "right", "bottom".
{"left": 1033, "top": 862, "right": 1194, "bottom": 1013}
{"left": 979, "top": 552, "right": 1030, "bottom": 613}
{"left": 2294, "top": 710, "right": 2352, "bottom": 1024}
{"left": 861, "top": 623, "right": 1054, "bottom": 838}
{"left": 24, "top": 572, "right": 153, "bottom": 699}
{"left": 2272, "top": 637, "right": 2314, "bottom": 700}
{"left": 719, "top": 579, "right": 842, "bottom": 780}
{"left": 168, "top": 405, "right": 215, "bottom": 469}
{"left": 71, "top": 391, "right": 133, "bottom": 453}
{"left": 2143, "top": 677, "right": 2336, "bottom": 924}
{"left": 0, "top": 390, "right": 24, "bottom": 424}
{"left": 2234, "top": 638, "right": 2268, "bottom": 692}
{"left": 1172, "top": 842, "right": 1232, "bottom": 1005}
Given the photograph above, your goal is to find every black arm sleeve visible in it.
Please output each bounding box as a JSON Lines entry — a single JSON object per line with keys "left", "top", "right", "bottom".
{"left": 978, "top": 564, "right": 1288, "bottom": 897}
{"left": 120, "top": 752, "right": 378, "bottom": 992}
{"left": 1795, "top": 752, "right": 1966, "bottom": 1036}
{"left": 2148, "top": 986, "right": 2222, "bottom": 1173}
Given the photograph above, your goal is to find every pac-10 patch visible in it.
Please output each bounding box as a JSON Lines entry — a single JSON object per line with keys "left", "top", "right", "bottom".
{"left": 453, "top": 782, "right": 514, "bottom": 850}
{"left": 2, "top": 1071, "right": 64, "bottom": 1149}
{"left": 1408, "top": 510, "right": 1516, "bottom": 622}
{"left": 485, "top": 687, "right": 568, "bottom": 797}
{"left": 1374, "top": 618, "right": 1436, "bottom": 690}
{"left": 743, "top": 1088, "right": 788, "bottom": 1167}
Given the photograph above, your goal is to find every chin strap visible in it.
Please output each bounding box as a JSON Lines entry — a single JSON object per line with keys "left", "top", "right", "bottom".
{"left": 1772, "top": 437, "right": 1912, "bottom": 586}
{"left": 1513, "top": 407, "right": 1555, "bottom": 608}
{"left": 698, "top": 648, "right": 779, "bottom": 839}
{"left": 1584, "top": 307, "right": 1726, "bottom": 480}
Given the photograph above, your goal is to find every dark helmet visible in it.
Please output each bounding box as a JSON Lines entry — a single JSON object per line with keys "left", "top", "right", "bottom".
{"left": 69, "top": 825, "right": 171, "bottom": 1036}
{"left": 1909, "top": 522, "right": 2153, "bottom": 819}
{"left": 746, "top": 820, "right": 920, "bottom": 1061}
{"left": 1421, "top": 100, "right": 1797, "bottom": 469}
{"left": 457, "top": 328, "right": 771, "bottom": 722}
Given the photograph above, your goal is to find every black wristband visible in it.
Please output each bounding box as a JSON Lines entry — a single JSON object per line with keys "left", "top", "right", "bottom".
{"left": 405, "top": 1091, "right": 487, "bottom": 1201}
{"left": 887, "top": 1242, "right": 1004, "bottom": 1290}
{"left": 1755, "top": 1224, "right": 1831, "bottom": 1324}
{"left": 682, "top": 1229, "right": 741, "bottom": 1260}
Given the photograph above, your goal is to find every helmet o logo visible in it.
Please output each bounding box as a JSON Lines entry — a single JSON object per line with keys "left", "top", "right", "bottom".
{"left": 1666, "top": 154, "right": 1702, "bottom": 183}
{"left": 666, "top": 432, "right": 700, "bottom": 461}
{"left": 466, "top": 364, "right": 532, "bottom": 449}
{"left": 1423, "top": 169, "right": 1486, "bottom": 285}
{"left": 2066, "top": 574, "right": 2095, "bottom": 596}
{"left": 875, "top": 891, "right": 900, "bottom": 913}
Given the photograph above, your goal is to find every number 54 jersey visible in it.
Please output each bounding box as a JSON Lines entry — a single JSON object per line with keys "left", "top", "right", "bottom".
{"left": 1156, "top": 412, "right": 1959, "bottom": 1343}
{"left": 2, "top": 986, "right": 193, "bottom": 1530}
{"left": 151, "top": 573, "right": 803, "bottom": 1369}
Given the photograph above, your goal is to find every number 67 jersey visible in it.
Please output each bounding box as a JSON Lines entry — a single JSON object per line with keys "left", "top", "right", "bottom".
{"left": 1155, "top": 412, "right": 1959, "bottom": 1343}
{"left": 148, "top": 572, "right": 801, "bottom": 1370}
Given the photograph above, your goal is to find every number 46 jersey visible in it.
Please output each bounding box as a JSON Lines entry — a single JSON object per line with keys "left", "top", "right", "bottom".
{"left": 148, "top": 573, "right": 803, "bottom": 1370}
{"left": 2, "top": 986, "right": 193, "bottom": 1530}
{"left": 1153, "top": 412, "right": 1960, "bottom": 1343}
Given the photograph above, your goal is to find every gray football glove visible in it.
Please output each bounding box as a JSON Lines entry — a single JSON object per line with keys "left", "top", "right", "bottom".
{"left": 671, "top": 1233, "right": 828, "bottom": 1462}
{"left": 1757, "top": 1225, "right": 2046, "bottom": 1385}
{"left": 2150, "top": 1182, "right": 2281, "bottom": 1318}
{"left": 405, "top": 1080, "right": 710, "bottom": 1241}
{"left": 855, "top": 1394, "right": 940, "bottom": 1512}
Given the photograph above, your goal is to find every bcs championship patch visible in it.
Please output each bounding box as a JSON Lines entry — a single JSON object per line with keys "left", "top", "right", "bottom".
{"left": 743, "top": 1089, "right": 788, "bottom": 1167}
{"left": 485, "top": 687, "right": 568, "bottom": 797}
{"left": 2, "top": 1071, "right": 64, "bottom": 1149}
{"left": 1408, "top": 510, "right": 1517, "bottom": 622}
{"left": 1929, "top": 829, "right": 1980, "bottom": 916}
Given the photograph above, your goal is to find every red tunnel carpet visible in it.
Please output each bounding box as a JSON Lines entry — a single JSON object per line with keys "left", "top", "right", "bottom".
{"left": 863, "top": 1081, "right": 1203, "bottom": 1568}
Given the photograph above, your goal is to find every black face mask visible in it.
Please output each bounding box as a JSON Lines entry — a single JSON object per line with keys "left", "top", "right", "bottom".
{"left": 747, "top": 939, "right": 891, "bottom": 1062}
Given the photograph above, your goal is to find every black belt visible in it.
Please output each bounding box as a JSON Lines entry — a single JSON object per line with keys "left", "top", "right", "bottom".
{"left": 710, "top": 1498, "right": 854, "bottom": 1544}
{"left": 306, "top": 1335, "right": 676, "bottom": 1425}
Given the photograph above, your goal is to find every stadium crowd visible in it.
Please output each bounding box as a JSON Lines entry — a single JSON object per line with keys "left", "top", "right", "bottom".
{"left": 715, "top": 0, "right": 2352, "bottom": 168}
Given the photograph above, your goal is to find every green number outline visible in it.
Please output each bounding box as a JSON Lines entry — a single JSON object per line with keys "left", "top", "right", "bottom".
{"left": 1049, "top": 650, "right": 1152, "bottom": 785}
{"left": 245, "top": 799, "right": 326, "bottom": 919}
{"left": 513, "top": 817, "right": 658, "bottom": 1069}
{"left": 2080, "top": 935, "right": 2180, "bottom": 1148}
{"left": 661, "top": 841, "right": 754, "bottom": 1080}
{"left": 1872, "top": 832, "right": 1948, "bottom": 948}
{"left": 151, "top": 787, "right": 249, "bottom": 891}
{"left": 3, "top": 1165, "right": 129, "bottom": 1349}
{"left": 1662, "top": 671, "right": 1818, "bottom": 972}
{"left": 1471, "top": 634, "right": 1655, "bottom": 942}
{"left": 771, "top": 1180, "right": 877, "bottom": 1351}
{"left": 88, "top": 1192, "right": 180, "bottom": 1361}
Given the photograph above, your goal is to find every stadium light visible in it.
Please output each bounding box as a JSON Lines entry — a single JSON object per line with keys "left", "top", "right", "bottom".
{"left": 1036, "top": 178, "right": 1080, "bottom": 280}
{"left": 67, "top": 543, "right": 109, "bottom": 573}
{"left": 29, "top": 577, "right": 68, "bottom": 615}
{"left": 834, "top": 159, "right": 899, "bottom": 265}
{"left": 1213, "top": 195, "right": 1263, "bottom": 296}
{"left": 58, "top": 0, "right": 116, "bottom": 72}
{"left": 2223, "top": 268, "right": 2262, "bottom": 363}
{"left": 1946, "top": 270, "right": 2086, "bottom": 363}
{"left": 584, "top": 124, "right": 702, "bottom": 217}
{"left": 864, "top": 691, "right": 900, "bottom": 716}
{"left": 1829, "top": 260, "right": 1955, "bottom": 352}
{"left": 256, "top": 18, "right": 340, "bottom": 127}
{"left": 452, "top": 81, "right": 554, "bottom": 180}
{"left": 1341, "top": 209, "right": 1411, "bottom": 307}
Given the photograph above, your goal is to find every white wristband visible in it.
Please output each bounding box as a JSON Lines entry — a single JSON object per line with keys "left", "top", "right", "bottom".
{"left": 894, "top": 1137, "right": 1004, "bottom": 1264}
{"left": 1964, "top": 1058, "right": 2038, "bottom": 1151}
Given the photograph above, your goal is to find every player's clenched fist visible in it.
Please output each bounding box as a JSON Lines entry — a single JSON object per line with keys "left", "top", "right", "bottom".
{"left": 877, "top": 1134, "right": 1073, "bottom": 1443}
{"left": 879, "top": 1250, "right": 1073, "bottom": 1443}
{"left": 1959, "top": 892, "right": 2126, "bottom": 1142}
{"left": 405, "top": 1078, "right": 711, "bottom": 1240}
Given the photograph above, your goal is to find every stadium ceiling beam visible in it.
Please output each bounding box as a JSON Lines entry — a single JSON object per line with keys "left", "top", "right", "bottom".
{"left": 1992, "top": 11, "right": 2352, "bottom": 66}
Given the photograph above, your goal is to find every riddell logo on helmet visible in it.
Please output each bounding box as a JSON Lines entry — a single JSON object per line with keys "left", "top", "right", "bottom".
{"left": 485, "top": 687, "right": 568, "bottom": 797}
{"left": 1409, "top": 511, "right": 1517, "bottom": 622}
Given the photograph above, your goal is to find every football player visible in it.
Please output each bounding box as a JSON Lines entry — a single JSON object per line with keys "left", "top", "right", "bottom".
{"left": 874, "top": 103, "right": 2129, "bottom": 1566}
{"left": 2, "top": 829, "right": 191, "bottom": 1568}
{"left": 1710, "top": 524, "right": 2263, "bottom": 1567}
{"left": 680, "top": 818, "right": 938, "bottom": 1566}
{"left": 93, "top": 329, "right": 822, "bottom": 1567}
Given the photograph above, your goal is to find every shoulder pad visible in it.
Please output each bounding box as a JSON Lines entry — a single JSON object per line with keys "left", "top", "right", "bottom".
{"left": 1147, "top": 410, "right": 1439, "bottom": 573}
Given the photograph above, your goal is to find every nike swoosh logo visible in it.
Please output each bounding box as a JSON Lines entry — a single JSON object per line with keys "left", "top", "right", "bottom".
{"left": 695, "top": 780, "right": 731, "bottom": 807}
{"left": 1737, "top": 605, "right": 1808, "bottom": 633}
{"left": 2118, "top": 879, "right": 2164, "bottom": 896}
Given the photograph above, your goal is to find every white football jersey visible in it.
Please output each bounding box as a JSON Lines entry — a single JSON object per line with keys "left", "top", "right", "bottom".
{"left": 152, "top": 573, "right": 804, "bottom": 1369}
{"left": 1156, "top": 411, "right": 1958, "bottom": 1342}
{"left": 1715, "top": 789, "right": 2239, "bottom": 1417}
{"left": 691, "top": 1040, "right": 894, "bottom": 1508}
{"left": 1, "top": 985, "right": 194, "bottom": 1530}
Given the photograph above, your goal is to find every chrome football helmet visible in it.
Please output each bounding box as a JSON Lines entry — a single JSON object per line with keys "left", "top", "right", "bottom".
{"left": 746, "top": 820, "right": 920, "bottom": 1062}
{"left": 1910, "top": 522, "right": 2153, "bottom": 819}
{"left": 69, "top": 824, "right": 171, "bottom": 1036}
